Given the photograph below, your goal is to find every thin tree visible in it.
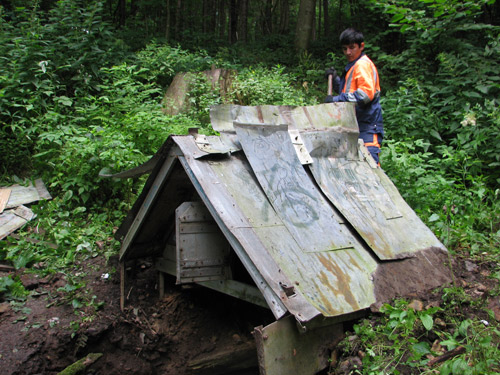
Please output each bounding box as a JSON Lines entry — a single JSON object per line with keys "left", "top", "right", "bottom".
{"left": 237, "top": 0, "right": 249, "bottom": 42}
{"left": 165, "top": 0, "right": 171, "bottom": 40}
{"left": 229, "top": 0, "right": 238, "bottom": 43}
{"left": 279, "top": 0, "right": 290, "bottom": 34}
{"left": 295, "top": 0, "right": 316, "bottom": 52}
{"left": 323, "top": 0, "right": 329, "bottom": 37}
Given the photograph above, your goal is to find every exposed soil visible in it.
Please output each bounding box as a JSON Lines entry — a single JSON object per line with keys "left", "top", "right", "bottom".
{"left": 1, "top": 251, "right": 499, "bottom": 375}
{"left": 0, "top": 255, "right": 274, "bottom": 375}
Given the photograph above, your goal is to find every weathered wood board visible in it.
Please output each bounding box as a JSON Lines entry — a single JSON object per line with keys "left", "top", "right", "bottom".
{"left": 0, "top": 206, "right": 35, "bottom": 240}
{"left": 254, "top": 315, "right": 343, "bottom": 375}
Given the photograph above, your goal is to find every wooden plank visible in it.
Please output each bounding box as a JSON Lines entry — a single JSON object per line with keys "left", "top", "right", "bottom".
{"left": 156, "top": 257, "right": 177, "bottom": 276}
{"left": 0, "top": 208, "right": 33, "bottom": 240}
{"left": 34, "top": 178, "right": 51, "bottom": 200}
{"left": 0, "top": 188, "right": 11, "bottom": 213}
{"left": 5, "top": 180, "right": 50, "bottom": 209}
{"left": 209, "top": 104, "right": 358, "bottom": 133}
{"left": 175, "top": 201, "right": 231, "bottom": 285}
{"left": 254, "top": 315, "right": 343, "bottom": 375}
{"left": 14, "top": 205, "right": 35, "bottom": 221}
{"left": 188, "top": 340, "right": 258, "bottom": 375}
{"left": 120, "top": 261, "right": 125, "bottom": 311}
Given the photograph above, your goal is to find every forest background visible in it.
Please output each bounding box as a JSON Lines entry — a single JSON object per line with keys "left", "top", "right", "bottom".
{"left": 1, "top": 0, "right": 500, "bottom": 373}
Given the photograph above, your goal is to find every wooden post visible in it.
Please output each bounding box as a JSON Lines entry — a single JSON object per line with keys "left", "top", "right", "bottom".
{"left": 120, "top": 261, "right": 125, "bottom": 311}
{"left": 158, "top": 271, "right": 165, "bottom": 299}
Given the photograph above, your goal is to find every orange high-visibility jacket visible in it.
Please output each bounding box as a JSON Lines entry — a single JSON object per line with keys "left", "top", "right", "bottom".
{"left": 327, "top": 53, "right": 383, "bottom": 134}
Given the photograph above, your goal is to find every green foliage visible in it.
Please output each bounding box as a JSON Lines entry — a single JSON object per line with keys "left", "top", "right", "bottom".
{"left": 135, "top": 43, "right": 218, "bottom": 88}
{"left": 0, "top": 276, "right": 29, "bottom": 300}
{"left": 0, "top": 0, "right": 128, "bottom": 175}
{"left": 229, "top": 65, "right": 317, "bottom": 106}
{"left": 379, "top": 3, "right": 500, "bottom": 252}
{"left": 439, "top": 319, "right": 500, "bottom": 375}
{"left": 337, "top": 298, "right": 500, "bottom": 374}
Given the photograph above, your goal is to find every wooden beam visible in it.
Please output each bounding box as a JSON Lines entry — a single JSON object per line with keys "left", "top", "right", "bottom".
{"left": 187, "top": 340, "right": 257, "bottom": 375}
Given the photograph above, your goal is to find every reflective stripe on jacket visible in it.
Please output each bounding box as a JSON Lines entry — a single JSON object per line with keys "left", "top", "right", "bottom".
{"left": 342, "top": 55, "right": 380, "bottom": 104}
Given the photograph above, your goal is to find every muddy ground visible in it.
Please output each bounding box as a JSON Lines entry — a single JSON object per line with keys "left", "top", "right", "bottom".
{"left": 1, "top": 251, "right": 499, "bottom": 375}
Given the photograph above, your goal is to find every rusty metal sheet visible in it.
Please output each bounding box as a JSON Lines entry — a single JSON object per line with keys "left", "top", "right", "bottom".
{"left": 210, "top": 103, "right": 357, "bottom": 132}
{"left": 208, "top": 154, "right": 378, "bottom": 317}
{"left": 234, "top": 123, "right": 354, "bottom": 253}
{"left": 118, "top": 104, "right": 449, "bottom": 324}
{"left": 174, "top": 136, "right": 379, "bottom": 322}
{"left": 301, "top": 131, "right": 445, "bottom": 260}
{"left": 210, "top": 104, "right": 357, "bottom": 165}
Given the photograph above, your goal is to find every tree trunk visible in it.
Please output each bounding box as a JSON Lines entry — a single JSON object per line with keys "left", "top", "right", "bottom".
{"left": 323, "top": 0, "right": 329, "bottom": 37}
{"left": 174, "top": 0, "right": 181, "bottom": 40}
{"left": 279, "top": 0, "right": 290, "bottom": 34}
{"left": 237, "top": 0, "right": 248, "bottom": 42}
{"left": 165, "top": 0, "right": 171, "bottom": 40}
{"left": 207, "top": 0, "right": 217, "bottom": 35}
{"left": 338, "top": 0, "right": 344, "bottom": 32}
{"left": 295, "top": 0, "right": 316, "bottom": 52}
{"left": 116, "top": 0, "right": 126, "bottom": 27}
{"left": 229, "top": 0, "right": 238, "bottom": 43}
{"left": 218, "top": 0, "right": 226, "bottom": 39}
{"left": 317, "top": 0, "right": 321, "bottom": 38}
{"left": 261, "top": 0, "right": 273, "bottom": 35}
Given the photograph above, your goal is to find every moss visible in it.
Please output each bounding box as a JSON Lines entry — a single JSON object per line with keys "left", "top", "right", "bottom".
{"left": 57, "top": 353, "right": 103, "bottom": 375}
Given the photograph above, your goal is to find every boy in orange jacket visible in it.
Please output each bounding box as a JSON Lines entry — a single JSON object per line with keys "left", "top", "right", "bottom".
{"left": 325, "top": 28, "right": 384, "bottom": 164}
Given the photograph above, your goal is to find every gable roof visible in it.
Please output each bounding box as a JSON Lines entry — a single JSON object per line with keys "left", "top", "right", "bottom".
{"left": 116, "top": 103, "right": 451, "bottom": 325}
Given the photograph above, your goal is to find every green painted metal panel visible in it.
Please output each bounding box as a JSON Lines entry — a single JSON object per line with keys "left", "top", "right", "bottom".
{"left": 301, "top": 130, "right": 445, "bottom": 260}
{"left": 183, "top": 136, "right": 379, "bottom": 319}
{"left": 234, "top": 123, "right": 354, "bottom": 252}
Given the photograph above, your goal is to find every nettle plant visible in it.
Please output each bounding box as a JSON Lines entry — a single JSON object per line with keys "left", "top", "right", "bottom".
{"left": 337, "top": 298, "right": 500, "bottom": 374}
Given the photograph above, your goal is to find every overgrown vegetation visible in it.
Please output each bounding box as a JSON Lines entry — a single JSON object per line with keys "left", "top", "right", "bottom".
{"left": 1, "top": 0, "right": 499, "bottom": 373}
{"left": 334, "top": 299, "right": 500, "bottom": 374}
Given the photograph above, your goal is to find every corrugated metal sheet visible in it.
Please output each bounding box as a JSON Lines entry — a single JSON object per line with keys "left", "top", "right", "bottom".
{"left": 118, "top": 103, "right": 450, "bottom": 324}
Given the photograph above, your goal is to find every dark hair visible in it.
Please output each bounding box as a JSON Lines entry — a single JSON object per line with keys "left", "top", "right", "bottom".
{"left": 339, "top": 28, "right": 364, "bottom": 46}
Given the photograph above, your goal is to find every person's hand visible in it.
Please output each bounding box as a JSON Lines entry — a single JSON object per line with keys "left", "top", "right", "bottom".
{"left": 325, "top": 67, "right": 337, "bottom": 79}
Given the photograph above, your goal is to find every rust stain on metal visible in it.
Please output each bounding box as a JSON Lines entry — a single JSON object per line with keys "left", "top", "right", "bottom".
{"left": 301, "top": 107, "right": 314, "bottom": 127}
{"left": 316, "top": 271, "right": 337, "bottom": 314}
{"left": 317, "top": 254, "right": 359, "bottom": 311}
{"left": 257, "top": 106, "right": 264, "bottom": 123}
